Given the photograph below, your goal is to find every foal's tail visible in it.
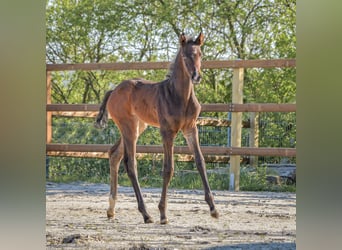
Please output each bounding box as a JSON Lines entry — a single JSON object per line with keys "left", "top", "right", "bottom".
{"left": 94, "top": 90, "right": 113, "bottom": 129}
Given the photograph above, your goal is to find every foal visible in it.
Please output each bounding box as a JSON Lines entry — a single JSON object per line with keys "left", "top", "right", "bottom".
{"left": 95, "top": 32, "right": 218, "bottom": 224}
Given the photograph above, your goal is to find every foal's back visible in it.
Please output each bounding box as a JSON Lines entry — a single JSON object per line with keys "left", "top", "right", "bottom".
{"left": 106, "top": 78, "right": 161, "bottom": 128}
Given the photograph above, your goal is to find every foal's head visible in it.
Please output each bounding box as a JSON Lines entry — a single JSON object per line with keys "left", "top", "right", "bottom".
{"left": 179, "top": 32, "right": 204, "bottom": 84}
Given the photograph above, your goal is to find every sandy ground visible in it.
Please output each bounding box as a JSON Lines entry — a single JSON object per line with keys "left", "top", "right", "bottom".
{"left": 46, "top": 182, "right": 296, "bottom": 249}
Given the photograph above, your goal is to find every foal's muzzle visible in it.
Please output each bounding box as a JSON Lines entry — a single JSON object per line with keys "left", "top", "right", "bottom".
{"left": 192, "top": 70, "right": 202, "bottom": 84}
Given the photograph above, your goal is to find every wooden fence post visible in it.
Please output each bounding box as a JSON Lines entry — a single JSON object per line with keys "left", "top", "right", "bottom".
{"left": 46, "top": 71, "right": 52, "bottom": 179}
{"left": 249, "top": 112, "right": 259, "bottom": 167}
{"left": 46, "top": 71, "right": 52, "bottom": 143}
{"left": 229, "top": 68, "right": 244, "bottom": 191}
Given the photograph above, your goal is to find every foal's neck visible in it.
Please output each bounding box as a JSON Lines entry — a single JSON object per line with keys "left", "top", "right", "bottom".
{"left": 170, "top": 51, "right": 193, "bottom": 103}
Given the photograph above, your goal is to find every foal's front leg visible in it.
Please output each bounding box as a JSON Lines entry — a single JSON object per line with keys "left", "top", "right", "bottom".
{"left": 183, "top": 127, "right": 219, "bottom": 219}
{"left": 158, "top": 130, "right": 176, "bottom": 224}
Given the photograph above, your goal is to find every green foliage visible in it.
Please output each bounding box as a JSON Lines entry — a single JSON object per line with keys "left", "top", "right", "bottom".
{"left": 244, "top": 68, "right": 296, "bottom": 103}
{"left": 240, "top": 166, "right": 296, "bottom": 192}
{"left": 47, "top": 0, "right": 296, "bottom": 104}
{"left": 48, "top": 157, "right": 109, "bottom": 183}
{"left": 240, "top": 165, "right": 268, "bottom": 191}
{"left": 47, "top": 159, "right": 295, "bottom": 192}
{"left": 259, "top": 112, "right": 296, "bottom": 148}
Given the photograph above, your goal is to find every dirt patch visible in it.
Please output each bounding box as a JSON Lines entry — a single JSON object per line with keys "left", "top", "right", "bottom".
{"left": 46, "top": 182, "right": 296, "bottom": 249}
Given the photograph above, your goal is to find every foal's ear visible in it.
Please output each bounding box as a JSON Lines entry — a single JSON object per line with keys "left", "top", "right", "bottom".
{"left": 195, "top": 32, "right": 204, "bottom": 46}
{"left": 179, "top": 33, "right": 187, "bottom": 46}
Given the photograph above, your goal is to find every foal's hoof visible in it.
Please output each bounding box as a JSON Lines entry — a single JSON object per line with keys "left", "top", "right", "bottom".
{"left": 107, "top": 210, "right": 115, "bottom": 219}
{"left": 160, "top": 218, "right": 169, "bottom": 224}
{"left": 210, "top": 208, "right": 219, "bottom": 219}
{"left": 144, "top": 217, "right": 154, "bottom": 224}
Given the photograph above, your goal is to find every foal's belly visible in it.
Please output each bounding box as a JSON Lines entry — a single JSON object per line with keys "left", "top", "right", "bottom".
{"left": 133, "top": 103, "right": 160, "bottom": 128}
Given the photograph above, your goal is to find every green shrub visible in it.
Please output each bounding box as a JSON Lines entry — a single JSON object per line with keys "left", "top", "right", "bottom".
{"left": 47, "top": 157, "right": 295, "bottom": 192}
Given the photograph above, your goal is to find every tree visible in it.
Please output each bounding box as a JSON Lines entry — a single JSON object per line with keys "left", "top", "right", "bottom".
{"left": 47, "top": 0, "right": 295, "bottom": 105}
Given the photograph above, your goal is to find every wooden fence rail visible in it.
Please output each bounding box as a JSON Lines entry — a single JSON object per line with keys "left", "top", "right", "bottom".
{"left": 46, "top": 103, "right": 296, "bottom": 113}
{"left": 46, "top": 59, "right": 295, "bottom": 71}
{"left": 46, "top": 144, "right": 296, "bottom": 158}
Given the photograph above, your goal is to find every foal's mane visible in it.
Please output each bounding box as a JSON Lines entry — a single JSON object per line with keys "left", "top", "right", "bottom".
{"left": 165, "top": 60, "right": 175, "bottom": 79}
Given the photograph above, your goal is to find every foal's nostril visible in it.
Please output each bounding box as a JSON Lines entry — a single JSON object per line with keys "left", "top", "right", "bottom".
{"left": 192, "top": 71, "right": 202, "bottom": 83}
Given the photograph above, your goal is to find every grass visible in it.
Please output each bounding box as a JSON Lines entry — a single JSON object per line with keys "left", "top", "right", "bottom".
{"left": 47, "top": 164, "right": 296, "bottom": 193}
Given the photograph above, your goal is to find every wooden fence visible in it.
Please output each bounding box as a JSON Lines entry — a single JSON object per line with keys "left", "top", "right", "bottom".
{"left": 46, "top": 59, "right": 296, "bottom": 191}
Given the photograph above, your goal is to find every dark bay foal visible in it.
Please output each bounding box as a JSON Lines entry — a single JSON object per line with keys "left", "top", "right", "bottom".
{"left": 95, "top": 32, "right": 218, "bottom": 224}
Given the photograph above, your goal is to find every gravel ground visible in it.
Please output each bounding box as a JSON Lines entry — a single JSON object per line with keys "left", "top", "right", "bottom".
{"left": 46, "top": 182, "right": 296, "bottom": 249}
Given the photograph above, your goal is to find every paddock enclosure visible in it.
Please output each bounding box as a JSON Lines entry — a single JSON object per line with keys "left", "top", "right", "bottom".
{"left": 46, "top": 58, "right": 296, "bottom": 190}
{"left": 46, "top": 182, "right": 296, "bottom": 249}
{"left": 46, "top": 60, "right": 296, "bottom": 248}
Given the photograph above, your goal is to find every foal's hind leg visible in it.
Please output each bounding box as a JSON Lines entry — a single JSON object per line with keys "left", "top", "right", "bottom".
{"left": 183, "top": 127, "right": 219, "bottom": 219}
{"left": 107, "top": 138, "right": 124, "bottom": 219}
{"left": 121, "top": 121, "right": 153, "bottom": 223}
